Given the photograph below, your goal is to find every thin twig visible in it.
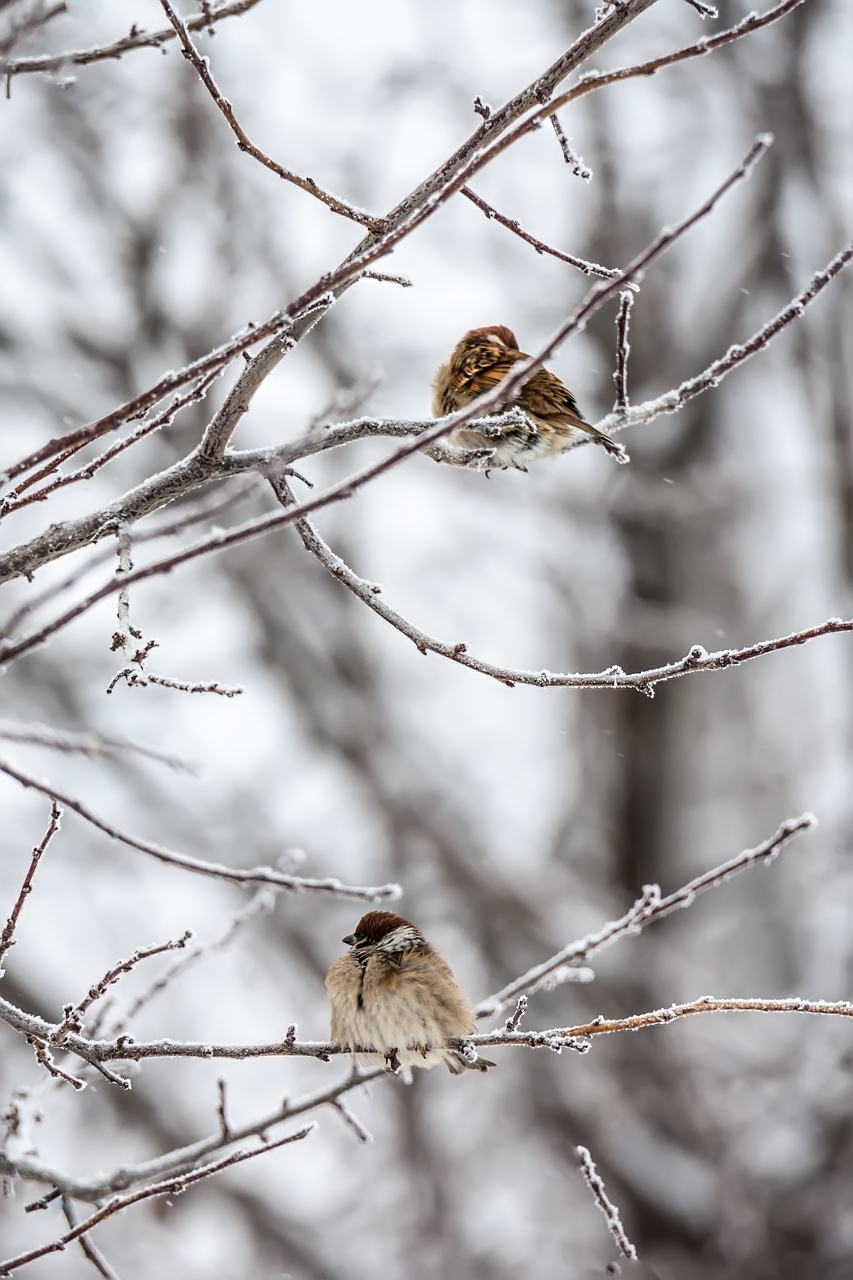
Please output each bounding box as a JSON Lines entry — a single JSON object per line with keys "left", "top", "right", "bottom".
{"left": 109, "top": 669, "right": 244, "bottom": 698}
{"left": 216, "top": 1079, "right": 230, "bottom": 1141}
{"left": 61, "top": 1197, "right": 123, "bottom": 1280}
{"left": 577, "top": 1146, "right": 638, "bottom": 1260}
{"left": 681, "top": 0, "right": 718, "bottom": 16}
{"left": 106, "top": 888, "right": 276, "bottom": 1036}
{"left": 157, "top": 0, "right": 383, "bottom": 231}
{"left": 612, "top": 291, "right": 633, "bottom": 412}
{"left": 0, "top": 758, "right": 402, "bottom": 902}
{"left": 476, "top": 814, "right": 815, "bottom": 1017}
{"left": 0, "top": 0, "right": 64, "bottom": 68}
{"left": 28, "top": 1037, "right": 85, "bottom": 1091}
{"left": 0, "top": 1126, "right": 315, "bottom": 1277}
{"left": 0, "top": 371, "right": 224, "bottom": 517}
{"left": 549, "top": 112, "right": 592, "bottom": 180}
{"left": 1, "top": 1068, "right": 383, "bottom": 1204}
{"left": 53, "top": 933, "right": 193, "bottom": 1043}
{"left": 0, "top": 721, "right": 193, "bottom": 773}
{"left": 2, "top": 0, "right": 261, "bottom": 77}
{"left": 0, "top": 138, "right": 775, "bottom": 620}
{"left": 0, "top": 802, "right": 61, "bottom": 970}
{"left": 329, "top": 1097, "right": 372, "bottom": 1144}
{"left": 461, "top": 187, "right": 617, "bottom": 277}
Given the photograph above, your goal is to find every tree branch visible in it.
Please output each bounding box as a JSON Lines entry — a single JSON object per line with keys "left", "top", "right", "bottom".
{"left": 0, "top": 759, "right": 402, "bottom": 902}
{"left": 1, "top": 0, "right": 265, "bottom": 78}
{"left": 156, "top": 0, "right": 383, "bottom": 231}
{"left": 476, "top": 814, "right": 816, "bottom": 1017}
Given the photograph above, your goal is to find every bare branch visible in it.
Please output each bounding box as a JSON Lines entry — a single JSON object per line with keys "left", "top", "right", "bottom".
{"left": 360, "top": 271, "right": 413, "bottom": 288}
{"left": 53, "top": 932, "right": 193, "bottom": 1043}
{"left": 0, "top": 802, "right": 61, "bottom": 971}
{"left": 1, "top": 0, "right": 264, "bottom": 78}
{"left": 156, "top": 0, "right": 383, "bottom": 231}
{"left": 61, "top": 1197, "right": 123, "bottom": 1280}
{"left": 461, "top": 186, "right": 618, "bottom": 278}
{"left": 0, "top": 137, "right": 774, "bottom": 621}
{"left": 106, "top": 888, "right": 276, "bottom": 1036}
{"left": 597, "top": 241, "right": 853, "bottom": 441}
{"left": 476, "top": 815, "right": 815, "bottom": 1017}
{"left": 0, "top": 370, "right": 224, "bottom": 517}
{"left": 546, "top": 0, "right": 804, "bottom": 119}
{"left": 562, "top": 996, "right": 853, "bottom": 1039}
{"left": 28, "top": 1036, "right": 85, "bottom": 1092}
{"left": 329, "top": 1096, "right": 373, "bottom": 1144}
{"left": 216, "top": 1079, "right": 231, "bottom": 1142}
{"left": 0, "top": 721, "right": 194, "bottom": 773}
{"left": 0, "top": 1125, "right": 316, "bottom": 1277}
{"left": 577, "top": 1146, "right": 638, "bottom": 1260}
{"left": 611, "top": 290, "right": 633, "bottom": 412}
{"left": 0, "top": 0, "right": 64, "bottom": 69}
{"left": 681, "top": 0, "right": 718, "bottom": 17}
{"left": 0, "top": 759, "right": 403, "bottom": 902}
{"left": 548, "top": 112, "right": 592, "bottom": 181}
{"left": 1, "top": 1066, "right": 384, "bottom": 1201}
{"left": 0, "top": 478, "right": 261, "bottom": 648}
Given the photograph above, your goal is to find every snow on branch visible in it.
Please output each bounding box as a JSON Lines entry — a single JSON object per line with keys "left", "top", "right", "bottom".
{"left": 0, "top": 801, "right": 61, "bottom": 973}
{"left": 1, "top": 0, "right": 265, "bottom": 79}
{"left": 596, "top": 241, "right": 853, "bottom": 442}
{"left": 476, "top": 815, "right": 815, "bottom": 1017}
{"left": 156, "top": 0, "right": 384, "bottom": 231}
{"left": 1, "top": 1065, "right": 384, "bottom": 1205}
{"left": 0, "top": 1124, "right": 316, "bottom": 1277}
{"left": 0, "top": 759, "right": 402, "bottom": 902}
{"left": 461, "top": 186, "right": 617, "bottom": 277}
{"left": 576, "top": 1146, "right": 638, "bottom": 1261}
{"left": 0, "top": 137, "right": 777, "bottom": 625}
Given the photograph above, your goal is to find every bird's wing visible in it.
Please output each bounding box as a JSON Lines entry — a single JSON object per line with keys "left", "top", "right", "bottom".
{"left": 521, "top": 366, "right": 588, "bottom": 427}
{"left": 452, "top": 342, "right": 526, "bottom": 402}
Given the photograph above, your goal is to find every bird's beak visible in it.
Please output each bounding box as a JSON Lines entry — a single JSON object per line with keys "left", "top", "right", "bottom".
{"left": 342, "top": 934, "right": 356, "bottom": 946}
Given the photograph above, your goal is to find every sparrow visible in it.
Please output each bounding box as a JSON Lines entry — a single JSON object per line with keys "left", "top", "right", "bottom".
{"left": 325, "top": 910, "right": 495, "bottom": 1075}
{"left": 432, "top": 325, "right": 626, "bottom": 470}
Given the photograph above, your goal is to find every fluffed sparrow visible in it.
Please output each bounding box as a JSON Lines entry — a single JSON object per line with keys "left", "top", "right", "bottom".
{"left": 325, "top": 910, "right": 494, "bottom": 1074}
{"left": 432, "top": 325, "right": 626, "bottom": 469}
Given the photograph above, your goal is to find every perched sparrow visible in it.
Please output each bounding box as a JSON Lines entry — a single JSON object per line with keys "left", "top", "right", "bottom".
{"left": 325, "top": 910, "right": 494, "bottom": 1075}
{"left": 432, "top": 324, "right": 626, "bottom": 470}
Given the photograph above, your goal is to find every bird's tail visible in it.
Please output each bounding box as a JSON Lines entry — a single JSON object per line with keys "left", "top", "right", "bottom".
{"left": 445, "top": 1049, "right": 496, "bottom": 1075}
{"left": 581, "top": 421, "right": 629, "bottom": 464}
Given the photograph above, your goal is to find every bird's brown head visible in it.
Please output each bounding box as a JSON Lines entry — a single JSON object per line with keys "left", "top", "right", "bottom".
{"left": 460, "top": 325, "right": 519, "bottom": 351}
{"left": 342, "top": 910, "right": 425, "bottom": 954}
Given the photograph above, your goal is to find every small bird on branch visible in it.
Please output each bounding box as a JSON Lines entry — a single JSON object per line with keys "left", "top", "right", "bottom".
{"left": 326, "top": 910, "right": 495, "bottom": 1074}
{"left": 432, "top": 325, "right": 627, "bottom": 469}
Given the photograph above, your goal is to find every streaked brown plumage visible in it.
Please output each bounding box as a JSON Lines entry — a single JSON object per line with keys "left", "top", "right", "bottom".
{"left": 432, "top": 325, "right": 626, "bottom": 469}
{"left": 325, "top": 910, "right": 494, "bottom": 1074}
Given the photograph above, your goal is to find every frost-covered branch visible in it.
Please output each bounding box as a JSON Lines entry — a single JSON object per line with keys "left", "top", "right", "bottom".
{"left": 156, "top": 0, "right": 383, "bottom": 231}
{"left": 0, "top": 720, "right": 193, "bottom": 772}
{"left": 0, "top": 1125, "right": 316, "bottom": 1277}
{"left": 0, "top": 801, "right": 61, "bottom": 971}
{"left": 611, "top": 290, "right": 633, "bottom": 412}
{"left": 461, "top": 186, "right": 617, "bottom": 277}
{"left": 0, "top": 1067, "right": 383, "bottom": 1203}
{"left": 0, "top": 759, "right": 402, "bottom": 902}
{"left": 0, "top": 137, "right": 774, "bottom": 633}
{"left": 476, "top": 814, "right": 815, "bottom": 1017}
{"left": 576, "top": 1146, "right": 638, "bottom": 1261}
{"left": 1, "top": 0, "right": 264, "bottom": 79}
{"left": 595, "top": 240, "right": 853, "bottom": 442}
